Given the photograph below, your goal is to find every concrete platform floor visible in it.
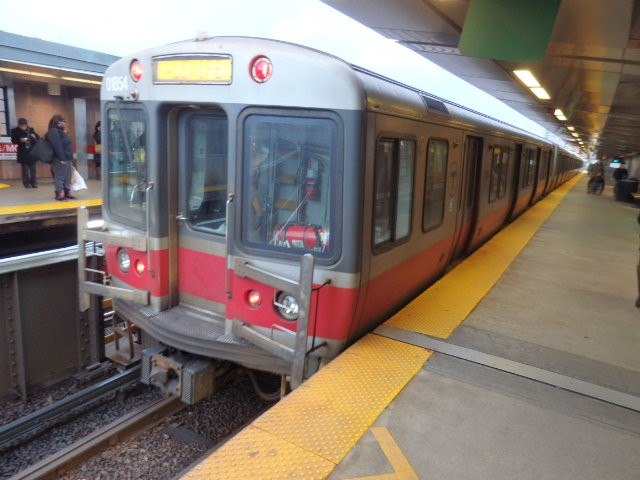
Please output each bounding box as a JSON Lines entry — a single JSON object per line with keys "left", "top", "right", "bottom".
{"left": 330, "top": 176, "right": 640, "bottom": 479}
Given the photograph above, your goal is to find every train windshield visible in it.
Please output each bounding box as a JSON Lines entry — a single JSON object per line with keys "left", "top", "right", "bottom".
{"left": 106, "top": 107, "right": 148, "bottom": 227}
{"left": 241, "top": 114, "right": 338, "bottom": 258}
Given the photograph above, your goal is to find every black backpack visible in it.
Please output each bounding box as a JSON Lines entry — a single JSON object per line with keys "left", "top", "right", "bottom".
{"left": 31, "top": 136, "right": 54, "bottom": 163}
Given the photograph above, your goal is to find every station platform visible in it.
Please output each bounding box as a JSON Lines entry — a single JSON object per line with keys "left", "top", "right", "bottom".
{"left": 0, "top": 178, "right": 102, "bottom": 256}
{"left": 182, "top": 174, "right": 640, "bottom": 480}
{"left": 0, "top": 177, "right": 102, "bottom": 220}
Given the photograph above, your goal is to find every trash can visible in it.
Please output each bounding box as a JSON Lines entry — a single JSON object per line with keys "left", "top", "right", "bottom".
{"left": 614, "top": 178, "right": 639, "bottom": 202}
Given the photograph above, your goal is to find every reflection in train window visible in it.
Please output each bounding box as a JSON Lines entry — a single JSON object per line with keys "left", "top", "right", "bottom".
{"left": 241, "top": 114, "right": 338, "bottom": 258}
{"left": 185, "top": 114, "right": 228, "bottom": 235}
{"left": 106, "top": 107, "right": 147, "bottom": 227}
{"left": 423, "top": 138, "right": 448, "bottom": 232}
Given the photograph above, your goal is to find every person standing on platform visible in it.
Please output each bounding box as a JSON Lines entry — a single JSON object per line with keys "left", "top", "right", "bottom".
{"left": 10, "top": 118, "right": 39, "bottom": 188}
{"left": 93, "top": 120, "right": 101, "bottom": 180}
{"left": 46, "top": 114, "right": 75, "bottom": 201}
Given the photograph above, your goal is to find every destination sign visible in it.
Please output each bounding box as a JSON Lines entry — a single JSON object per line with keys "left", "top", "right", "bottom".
{"left": 153, "top": 56, "right": 232, "bottom": 84}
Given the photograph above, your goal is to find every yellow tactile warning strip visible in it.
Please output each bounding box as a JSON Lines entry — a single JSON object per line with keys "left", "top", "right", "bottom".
{"left": 184, "top": 426, "right": 336, "bottom": 480}
{"left": 0, "top": 198, "right": 102, "bottom": 215}
{"left": 0, "top": 183, "right": 10, "bottom": 189}
{"left": 385, "top": 174, "right": 583, "bottom": 339}
{"left": 182, "top": 334, "right": 431, "bottom": 479}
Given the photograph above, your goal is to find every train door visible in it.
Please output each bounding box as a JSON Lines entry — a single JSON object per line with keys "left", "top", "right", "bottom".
{"left": 506, "top": 143, "right": 524, "bottom": 221}
{"left": 175, "top": 108, "right": 229, "bottom": 314}
{"left": 449, "top": 135, "right": 483, "bottom": 261}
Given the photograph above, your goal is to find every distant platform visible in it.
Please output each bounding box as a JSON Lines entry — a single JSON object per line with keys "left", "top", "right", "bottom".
{"left": 0, "top": 178, "right": 102, "bottom": 228}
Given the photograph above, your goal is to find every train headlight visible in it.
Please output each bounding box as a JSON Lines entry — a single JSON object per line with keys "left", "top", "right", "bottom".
{"left": 249, "top": 55, "right": 272, "bottom": 83}
{"left": 274, "top": 292, "right": 299, "bottom": 321}
{"left": 117, "top": 248, "right": 131, "bottom": 273}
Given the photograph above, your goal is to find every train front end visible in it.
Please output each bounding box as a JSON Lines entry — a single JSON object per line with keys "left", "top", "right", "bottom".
{"left": 78, "top": 37, "right": 365, "bottom": 397}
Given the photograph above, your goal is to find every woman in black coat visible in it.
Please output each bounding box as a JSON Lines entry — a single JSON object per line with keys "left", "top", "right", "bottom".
{"left": 10, "top": 118, "right": 39, "bottom": 188}
{"left": 46, "top": 114, "right": 75, "bottom": 201}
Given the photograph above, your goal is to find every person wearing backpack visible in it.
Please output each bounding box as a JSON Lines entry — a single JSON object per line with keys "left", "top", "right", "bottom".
{"left": 46, "top": 114, "right": 75, "bottom": 201}
{"left": 10, "top": 118, "right": 40, "bottom": 188}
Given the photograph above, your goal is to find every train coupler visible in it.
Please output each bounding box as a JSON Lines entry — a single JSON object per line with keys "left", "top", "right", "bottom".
{"left": 140, "top": 348, "right": 226, "bottom": 404}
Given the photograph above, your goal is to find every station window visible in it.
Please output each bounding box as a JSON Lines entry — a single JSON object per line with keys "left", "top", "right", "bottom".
{"left": 0, "top": 87, "right": 8, "bottom": 137}
{"left": 423, "top": 138, "right": 448, "bottom": 231}
{"left": 373, "top": 138, "right": 416, "bottom": 248}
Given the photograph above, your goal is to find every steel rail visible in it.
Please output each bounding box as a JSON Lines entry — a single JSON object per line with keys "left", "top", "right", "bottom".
{"left": 13, "top": 396, "right": 184, "bottom": 480}
{"left": 0, "top": 365, "right": 141, "bottom": 451}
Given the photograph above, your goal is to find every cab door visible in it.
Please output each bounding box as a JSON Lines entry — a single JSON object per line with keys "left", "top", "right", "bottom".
{"left": 175, "top": 108, "right": 229, "bottom": 314}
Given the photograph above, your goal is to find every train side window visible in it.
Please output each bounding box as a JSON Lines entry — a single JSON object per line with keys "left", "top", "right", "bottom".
{"left": 373, "top": 138, "right": 416, "bottom": 249}
{"left": 423, "top": 138, "right": 448, "bottom": 232}
{"left": 488, "top": 146, "right": 502, "bottom": 203}
{"left": 523, "top": 148, "right": 535, "bottom": 187}
{"left": 373, "top": 140, "right": 394, "bottom": 246}
{"left": 395, "top": 139, "right": 415, "bottom": 240}
{"left": 498, "top": 148, "right": 510, "bottom": 199}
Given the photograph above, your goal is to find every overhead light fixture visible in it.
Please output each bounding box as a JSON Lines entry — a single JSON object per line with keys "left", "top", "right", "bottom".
{"left": 0, "top": 66, "right": 101, "bottom": 85}
{"left": 60, "top": 76, "right": 102, "bottom": 85}
{"left": 513, "top": 70, "right": 540, "bottom": 87}
{"left": 567, "top": 126, "right": 575, "bottom": 131}
{"left": 571, "top": 132, "right": 580, "bottom": 138}
{"left": 530, "top": 87, "right": 551, "bottom": 100}
{"left": 0, "top": 66, "right": 56, "bottom": 78}
{"left": 554, "top": 109, "right": 567, "bottom": 121}
{"left": 513, "top": 69, "right": 551, "bottom": 101}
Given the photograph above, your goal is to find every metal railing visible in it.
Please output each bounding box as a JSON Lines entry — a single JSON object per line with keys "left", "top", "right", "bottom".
{"left": 231, "top": 254, "right": 315, "bottom": 390}
{"left": 77, "top": 206, "right": 149, "bottom": 312}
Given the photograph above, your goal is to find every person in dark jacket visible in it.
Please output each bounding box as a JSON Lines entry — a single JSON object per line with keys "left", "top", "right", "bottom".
{"left": 93, "top": 121, "right": 101, "bottom": 180}
{"left": 46, "top": 114, "right": 75, "bottom": 201}
{"left": 10, "top": 118, "right": 40, "bottom": 188}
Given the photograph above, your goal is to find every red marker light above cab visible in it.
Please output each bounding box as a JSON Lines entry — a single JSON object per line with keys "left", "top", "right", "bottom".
{"left": 130, "top": 60, "right": 143, "bottom": 82}
{"left": 249, "top": 56, "right": 272, "bottom": 83}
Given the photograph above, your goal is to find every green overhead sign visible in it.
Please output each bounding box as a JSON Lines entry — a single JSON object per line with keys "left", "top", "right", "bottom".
{"left": 458, "top": 0, "right": 561, "bottom": 62}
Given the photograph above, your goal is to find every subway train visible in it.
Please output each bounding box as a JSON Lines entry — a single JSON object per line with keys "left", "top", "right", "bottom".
{"left": 78, "top": 36, "right": 581, "bottom": 399}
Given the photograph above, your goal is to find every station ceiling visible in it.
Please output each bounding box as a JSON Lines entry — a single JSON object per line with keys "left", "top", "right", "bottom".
{"left": 322, "top": 0, "right": 640, "bottom": 160}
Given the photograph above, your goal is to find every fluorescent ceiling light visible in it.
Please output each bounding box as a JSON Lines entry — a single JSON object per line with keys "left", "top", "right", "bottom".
{"left": 530, "top": 87, "right": 551, "bottom": 100}
{"left": 61, "top": 76, "right": 102, "bottom": 85}
{"left": 554, "top": 109, "right": 567, "bottom": 121}
{"left": 567, "top": 126, "right": 575, "bottom": 131}
{"left": 513, "top": 70, "right": 540, "bottom": 88}
{"left": 0, "top": 66, "right": 56, "bottom": 78}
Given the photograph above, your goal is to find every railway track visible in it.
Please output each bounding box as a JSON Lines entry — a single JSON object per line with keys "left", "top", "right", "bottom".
{"left": 0, "top": 366, "right": 141, "bottom": 451}
{"left": 12, "top": 396, "right": 184, "bottom": 480}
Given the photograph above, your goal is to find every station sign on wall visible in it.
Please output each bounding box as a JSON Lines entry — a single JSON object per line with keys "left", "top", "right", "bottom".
{"left": 0, "top": 138, "right": 18, "bottom": 160}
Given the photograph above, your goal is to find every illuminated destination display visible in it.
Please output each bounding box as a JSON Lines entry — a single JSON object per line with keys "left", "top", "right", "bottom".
{"left": 153, "top": 56, "right": 232, "bottom": 84}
